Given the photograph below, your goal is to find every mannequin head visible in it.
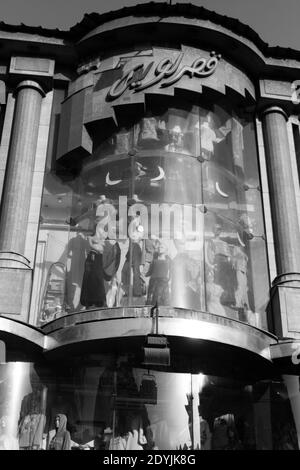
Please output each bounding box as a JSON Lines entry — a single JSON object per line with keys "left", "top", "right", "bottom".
{"left": 55, "top": 414, "right": 68, "bottom": 433}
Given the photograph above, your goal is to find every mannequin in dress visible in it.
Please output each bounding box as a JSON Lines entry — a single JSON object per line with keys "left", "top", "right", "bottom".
{"left": 80, "top": 197, "right": 115, "bottom": 309}
{"left": 206, "top": 223, "right": 235, "bottom": 307}
{"left": 18, "top": 384, "right": 46, "bottom": 450}
{"left": 146, "top": 240, "right": 170, "bottom": 306}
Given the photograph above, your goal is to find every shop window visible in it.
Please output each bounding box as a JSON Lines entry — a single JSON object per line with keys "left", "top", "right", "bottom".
{"left": 0, "top": 357, "right": 299, "bottom": 450}
{"left": 35, "top": 98, "right": 269, "bottom": 329}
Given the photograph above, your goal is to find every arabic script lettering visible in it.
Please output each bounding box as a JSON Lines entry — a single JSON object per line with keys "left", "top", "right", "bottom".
{"left": 107, "top": 51, "right": 221, "bottom": 100}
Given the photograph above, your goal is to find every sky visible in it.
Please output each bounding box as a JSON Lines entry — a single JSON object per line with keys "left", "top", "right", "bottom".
{"left": 0, "top": 0, "right": 300, "bottom": 49}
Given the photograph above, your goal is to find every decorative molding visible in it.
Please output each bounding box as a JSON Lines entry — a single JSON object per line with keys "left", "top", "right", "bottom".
{"left": 10, "top": 56, "right": 55, "bottom": 77}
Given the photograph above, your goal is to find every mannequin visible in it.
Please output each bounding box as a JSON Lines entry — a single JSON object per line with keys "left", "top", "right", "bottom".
{"left": 206, "top": 223, "right": 235, "bottom": 306}
{"left": 234, "top": 214, "right": 256, "bottom": 324}
{"left": 48, "top": 414, "right": 71, "bottom": 450}
{"left": 114, "top": 127, "right": 131, "bottom": 154}
{"left": 139, "top": 116, "right": 159, "bottom": 143}
{"left": 103, "top": 238, "right": 121, "bottom": 307}
{"left": 109, "top": 413, "right": 147, "bottom": 450}
{"left": 47, "top": 392, "right": 76, "bottom": 437}
{"left": 206, "top": 270, "right": 226, "bottom": 317}
{"left": 121, "top": 221, "right": 145, "bottom": 299}
{"left": 200, "top": 417, "right": 211, "bottom": 450}
{"left": 146, "top": 240, "right": 170, "bottom": 306}
{"left": 124, "top": 413, "right": 147, "bottom": 450}
{"left": 165, "top": 125, "right": 184, "bottom": 153}
{"left": 0, "top": 416, "right": 19, "bottom": 450}
{"left": 233, "top": 245, "right": 249, "bottom": 309}
{"left": 212, "top": 417, "right": 230, "bottom": 450}
{"left": 80, "top": 226, "right": 106, "bottom": 308}
{"left": 80, "top": 197, "right": 116, "bottom": 308}
{"left": 18, "top": 385, "right": 46, "bottom": 450}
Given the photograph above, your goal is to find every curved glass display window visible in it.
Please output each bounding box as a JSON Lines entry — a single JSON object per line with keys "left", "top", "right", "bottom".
{"left": 1, "top": 358, "right": 299, "bottom": 450}
{"left": 35, "top": 98, "right": 269, "bottom": 328}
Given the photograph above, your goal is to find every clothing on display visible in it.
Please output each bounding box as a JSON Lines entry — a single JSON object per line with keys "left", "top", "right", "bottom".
{"left": 80, "top": 249, "right": 107, "bottom": 308}
{"left": 103, "top": 241, "right": 122, "bottom": 307}
{"left": 200, "top": 417, "right": 211, "bottom": 450}
{"left": 139, "top": 117, "right": 159, "bottom": 143}
{"left": 233, "top": 245, "right": 249, "bottom": 309}
{"left": 212, "top": 416, "right": 240, "bottom": 450}
{"left": 206, "top": 231, "right": 236, "bottom": 306}
{"left": 18, "top": 389, "right": 46, "bottom": 450}
{"left": 231, "top": 117, "right": 244, "bottom": 173}
{"left": 109, "top": 414, "right": 147, "bottom": 450}
{"left": 170, "top": 251, "right": 202, "bottom": 310}
{"left": 165, "top": 125, "right": 185, "bottom": 152}
{"left": 212, "top": 417, "right": 230, "bottom": 450}
{"left": 80, "top": 218, "right": 108, "bottom": 308}
{"left": 146, "top": 256, "right": 170, "bottom": 306}
{"left": 195, "top": 114, "right": 230, "bottom": 161}
{"left": 206, "top": 280, "right": 226, "bottom": 316}
{"left": 0, "top": 416, "right": 19, "bottom": 450}
{"left": 121, "top": 242, "right": 145, "bottom": 298}
{"left": 114, "top": 128, "right": 131, "bottom": 154}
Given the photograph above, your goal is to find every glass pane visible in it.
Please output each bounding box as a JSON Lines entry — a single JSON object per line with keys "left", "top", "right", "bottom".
{"left": 35, "top": 99, "right": 269, "bottom": 328}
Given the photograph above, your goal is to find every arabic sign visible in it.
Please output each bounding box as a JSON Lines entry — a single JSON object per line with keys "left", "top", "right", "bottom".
{"left": 107, "top": 51, "right": 221, "bottom": 100}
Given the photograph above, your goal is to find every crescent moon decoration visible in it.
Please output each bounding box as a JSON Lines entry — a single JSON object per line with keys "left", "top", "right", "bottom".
{"left": 216, "top": 181, "right": 229, "bottom": 198}
{"left": 237, "top": 232, "right": 246, "bottom": 247}
{"left": 150, "top": 166, "right": 166, "bottom": 182}
{"left": 106, "top": 172, "right": 122, "bottom": 186}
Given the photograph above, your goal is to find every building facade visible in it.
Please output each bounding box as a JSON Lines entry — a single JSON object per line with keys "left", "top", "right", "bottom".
{"left": 0, "top": 2, "right": 300, "bottom": 450}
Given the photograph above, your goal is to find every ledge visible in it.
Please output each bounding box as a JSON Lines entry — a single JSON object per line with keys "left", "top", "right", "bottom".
{"left": 41, "top": 306, "right": 277, "bottom": 362}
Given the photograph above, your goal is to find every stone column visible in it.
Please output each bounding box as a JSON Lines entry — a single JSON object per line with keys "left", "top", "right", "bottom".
{"left": 0, "top": 80, "right": 44, "bottom": 320}
{"left": 261, "top": 106, "right": 300, "bottom": 337}
{"left": 0, "top": 80, "right": 44, "bottom": 253}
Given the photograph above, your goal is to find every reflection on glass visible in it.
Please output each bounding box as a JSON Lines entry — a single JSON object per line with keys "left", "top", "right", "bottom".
{"left": 36, "top": 100, "right": 269, "bottom": 328}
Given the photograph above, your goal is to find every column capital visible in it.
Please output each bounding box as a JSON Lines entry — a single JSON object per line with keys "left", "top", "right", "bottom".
{"left": 260, "top": 105, "right": 288, "bottom": 121}
{"left": 15, "top": 80, "right": 45, "bottom": 97}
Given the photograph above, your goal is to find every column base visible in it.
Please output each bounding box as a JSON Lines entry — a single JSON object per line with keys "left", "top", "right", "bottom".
{"left": 267, "top": 273, "right": 300, "bottom": 338}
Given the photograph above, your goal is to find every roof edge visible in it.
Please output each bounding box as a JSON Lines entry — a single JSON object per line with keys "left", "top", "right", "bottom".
{"left": 0, "top": 3, "right": 299, "bottom": 62}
